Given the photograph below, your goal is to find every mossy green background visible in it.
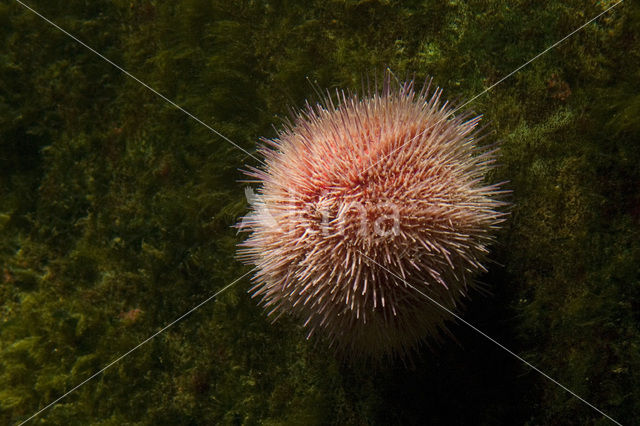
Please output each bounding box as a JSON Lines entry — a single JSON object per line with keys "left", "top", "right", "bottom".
{"left": 1, "top": 0, "right": 639, "bottom": 424}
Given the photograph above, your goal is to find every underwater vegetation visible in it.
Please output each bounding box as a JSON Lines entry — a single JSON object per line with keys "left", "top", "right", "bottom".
{"left": 1, "top": 0, "right": 639, "bottom": 424}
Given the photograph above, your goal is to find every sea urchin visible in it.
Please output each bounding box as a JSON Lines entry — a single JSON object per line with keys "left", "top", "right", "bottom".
{"left": 238, "top": 76, "right": 506, "bottom": 359}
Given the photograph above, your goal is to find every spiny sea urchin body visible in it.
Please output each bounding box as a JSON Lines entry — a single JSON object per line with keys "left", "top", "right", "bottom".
{"left": 238, "top": 78, "right": 506, "bottom": 360}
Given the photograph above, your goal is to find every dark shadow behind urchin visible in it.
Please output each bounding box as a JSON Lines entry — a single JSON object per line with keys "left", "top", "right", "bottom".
{"left": 234, "top": 71, "right": 511, "bottom": 368}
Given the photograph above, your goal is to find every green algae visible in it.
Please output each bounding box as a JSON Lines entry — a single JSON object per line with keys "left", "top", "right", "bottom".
{"left": 1, "top": 0, "right": 639, "bottom": 424}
